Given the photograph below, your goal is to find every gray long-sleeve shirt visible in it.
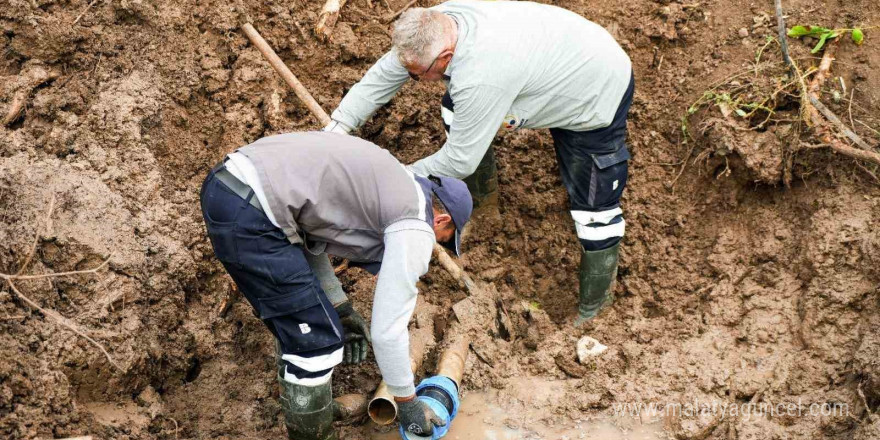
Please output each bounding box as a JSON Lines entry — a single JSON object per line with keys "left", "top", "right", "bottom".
{"left": 331, "top": 0, "right": 632, "bottom": 179}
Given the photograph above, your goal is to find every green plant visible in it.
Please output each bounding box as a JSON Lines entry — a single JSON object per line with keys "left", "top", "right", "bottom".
{"left": 787, "top": 25, "right": 865, "bottom": 53}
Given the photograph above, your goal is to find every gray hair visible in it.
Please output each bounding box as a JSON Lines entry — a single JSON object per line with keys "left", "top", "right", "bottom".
{"left": 392, "top": 8, "right": 448, "bottom": 67}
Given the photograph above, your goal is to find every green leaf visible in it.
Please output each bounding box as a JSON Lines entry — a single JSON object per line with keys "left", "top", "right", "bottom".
{"left": 734, "top": 108, "right": 748, "bottom": 117}
{"left": 788, "top": 25, "right": 832, "bottom": 38}
{"left": 787, "top": 25, "right": 811, "bottom": 37}
{"left": 852, "top": 28, "right": 864, "bottom": 45}
{"left": 812, "top": 32, "right": 830, "bottom": 53}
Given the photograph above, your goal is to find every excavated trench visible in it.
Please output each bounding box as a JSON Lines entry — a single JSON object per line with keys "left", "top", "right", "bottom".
{"left": 2, "top": 0, "right": 879, "bottom": 439}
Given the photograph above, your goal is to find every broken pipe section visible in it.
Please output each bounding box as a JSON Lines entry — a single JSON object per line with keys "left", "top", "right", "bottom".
{"left": 367, "top": 336, "right": 469, "bottom": 425}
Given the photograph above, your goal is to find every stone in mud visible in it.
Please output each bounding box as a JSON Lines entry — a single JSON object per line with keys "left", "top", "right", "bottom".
{"left": 577, "top": 336, "right": 608, "bottom": 364}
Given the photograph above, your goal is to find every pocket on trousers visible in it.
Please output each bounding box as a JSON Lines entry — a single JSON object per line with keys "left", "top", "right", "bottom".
{"left": 258, "top": 285, "right": 343, "bottom": 353}
{"left": 207, "top": 227, "right": 239, "bottom": 265}
{"left": 588, "top": 146, "right": 630, "bottom": 208}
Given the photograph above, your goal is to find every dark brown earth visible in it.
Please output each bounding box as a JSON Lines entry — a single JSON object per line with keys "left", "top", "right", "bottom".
{"left": 1, "top": 0, "right": 879, "bottom": 439}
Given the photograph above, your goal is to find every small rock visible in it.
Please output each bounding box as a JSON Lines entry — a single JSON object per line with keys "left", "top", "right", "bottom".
{"left": 576, "top": 336, "right": 608, "bottom": 364}
{"left": 738, "top": 27, "right": 749, "bottom": 38}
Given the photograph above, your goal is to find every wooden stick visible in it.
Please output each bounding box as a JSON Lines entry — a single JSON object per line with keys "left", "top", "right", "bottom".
{"left": 315, "top": 0, "right": 348, "bottom": 41}
{"left": 383, "top": 0, "right": 418, "bottom": 23}
{"left": 433, "top": 245, "right": 477, "bottom": 293}
{"left": 241, "top": 23, "right": 332, "bottom": 126}
{"left": 773, "top": 0, "right": 793, "bottom": 69}
{"left": 808, "top": 95, "right": 876, "bottom": 152}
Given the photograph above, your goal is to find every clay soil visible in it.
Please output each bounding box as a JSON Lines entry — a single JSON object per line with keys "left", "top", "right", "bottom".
{"left": 2, "top": 0, "right": 879, "bottom": 439}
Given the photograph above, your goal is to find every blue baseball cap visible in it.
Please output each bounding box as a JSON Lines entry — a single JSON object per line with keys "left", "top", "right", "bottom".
{"left": 429, "top": 175, "right": 473, "bottom": 256}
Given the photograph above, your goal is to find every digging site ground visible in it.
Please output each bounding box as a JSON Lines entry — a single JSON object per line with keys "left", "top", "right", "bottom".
{"left": 2, "top": 0, "right": 879, "bottom": 439}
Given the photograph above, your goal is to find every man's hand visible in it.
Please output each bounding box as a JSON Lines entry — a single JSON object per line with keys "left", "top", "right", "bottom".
{"left": 334, "top": 301, "right": 371, "bottom": 364}
{"left": 396, "top": 395, "right": 447, "bottom": 436}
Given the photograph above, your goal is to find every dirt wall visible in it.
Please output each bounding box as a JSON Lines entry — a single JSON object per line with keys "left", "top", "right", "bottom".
{"left": 1, "top": 0, "right": 878, "bottom": 439}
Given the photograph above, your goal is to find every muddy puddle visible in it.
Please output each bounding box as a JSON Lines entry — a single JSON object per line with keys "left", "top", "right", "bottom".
{"left": 370, "top": 379, "right": 667, "bottom": 439}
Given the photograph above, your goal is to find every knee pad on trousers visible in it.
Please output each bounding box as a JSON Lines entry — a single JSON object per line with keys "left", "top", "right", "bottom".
{"left": 572, "top": 208, "right": 625, "bottom": 251}
{"left": 277, "top": 342, "right": 343, "bottom": 386}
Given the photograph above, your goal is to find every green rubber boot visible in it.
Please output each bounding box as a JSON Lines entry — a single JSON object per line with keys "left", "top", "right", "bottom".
{"left": 278, "top": 375, "right": 337, "bottom": 440}
{"left": 462, "top": 147, "right": 499, "bottom": 215}
{"left": 275, "top": 341, "right": 337, "bottom": 440}
{"left": 575, "top": 242, "right": 620, "bottom": 325}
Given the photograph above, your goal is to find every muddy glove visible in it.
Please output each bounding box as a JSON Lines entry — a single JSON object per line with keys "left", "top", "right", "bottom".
{"left": 334, "top": 301, "right": 371, "bottom": 364}
{"left": 396, "top": 395, "right": 446, "bottom": 436}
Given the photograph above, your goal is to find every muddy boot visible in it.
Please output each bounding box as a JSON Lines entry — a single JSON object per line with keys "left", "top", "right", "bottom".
{"left": 461, "top": 148, "right": 499, "bottom": 242}
{"left": 575, "top": 242, "right": 619, "bottom": 325}
{"left": 278, "top": 376, "right": 337, "bottom": 440}
{"left": 462, "top": 147, "right": 499, "bottom": 217}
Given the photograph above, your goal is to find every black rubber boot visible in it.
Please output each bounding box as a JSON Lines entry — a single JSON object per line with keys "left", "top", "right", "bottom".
{"left": 575, "top": 242, "right": 619, "bottom": 325}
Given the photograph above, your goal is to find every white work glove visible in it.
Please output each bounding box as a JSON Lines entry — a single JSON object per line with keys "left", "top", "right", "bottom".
{"left": 323, "top": 119, "right": 353, "bottom": 134}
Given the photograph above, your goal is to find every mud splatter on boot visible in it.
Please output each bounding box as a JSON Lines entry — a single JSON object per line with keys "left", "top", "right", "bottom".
{"left": 575, "top": 242, "right": 619, "bottom": 325}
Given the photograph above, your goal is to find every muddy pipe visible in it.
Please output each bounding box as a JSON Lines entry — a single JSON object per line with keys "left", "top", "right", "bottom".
{"left": 333, "top": 393, "right": 369, "bottom": 421}
{"left": 398, "top": 336, "right": 469, "bottom": 440}
{"left": 434, "top": 337, "right": 469, "bottom": 388}
{"left": 369, "top": 335, "right": 470, "bottom": 425}
{"left": 368, "top": 357, "right": 423, "bottom": 425}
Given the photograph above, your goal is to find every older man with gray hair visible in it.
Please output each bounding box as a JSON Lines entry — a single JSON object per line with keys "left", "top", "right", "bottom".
{"left": 327, "top": 1, "right": 633, "bottom": 327}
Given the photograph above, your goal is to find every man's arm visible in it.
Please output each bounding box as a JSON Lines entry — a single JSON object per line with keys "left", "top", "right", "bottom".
{"left": 409, "top": 84, "right": 517, "bottom": 179}
{"left": 303, "top": 251, "right": 348, "bottom": 306}
{"left": 330, "top": 51, "right": 410, "bottom": 131}
{"left": 371, "top": 219, "right": 435, "bottom": 397}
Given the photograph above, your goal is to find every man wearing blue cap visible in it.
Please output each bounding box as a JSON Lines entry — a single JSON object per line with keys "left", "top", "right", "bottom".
{"left": 199, "top": 131, "right": 472, "bottom": 440}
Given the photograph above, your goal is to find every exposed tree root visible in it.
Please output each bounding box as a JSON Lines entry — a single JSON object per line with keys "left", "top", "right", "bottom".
{"left": 315, "top": 0, "right": 347, "bottom": 41}
{"left": 773, "top": 2, "right": 880, "bottom": 166}
{"left": 2, "top": 65, "right": 60, "bottom": 126}
{"left": 0, "top": 195, "right": 121, "bottom": 371}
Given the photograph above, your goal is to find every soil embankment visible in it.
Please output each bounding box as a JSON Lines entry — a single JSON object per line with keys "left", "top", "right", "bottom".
{"left": 2, "top": 0, "right": 879, "bottom": 439}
